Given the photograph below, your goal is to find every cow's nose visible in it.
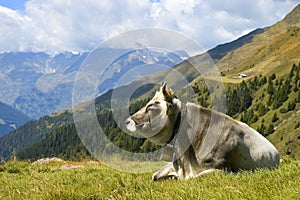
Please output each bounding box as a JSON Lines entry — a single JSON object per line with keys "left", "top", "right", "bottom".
{"left": 125, "top": 118, "right": 131, "bottom": 125}
{"left": 125, "top": 118, "right": 136, "bottom": 132}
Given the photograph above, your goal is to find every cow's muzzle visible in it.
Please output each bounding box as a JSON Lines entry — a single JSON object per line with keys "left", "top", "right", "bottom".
{"left": 125, "top": 118, "right": 137, "bottom": 132}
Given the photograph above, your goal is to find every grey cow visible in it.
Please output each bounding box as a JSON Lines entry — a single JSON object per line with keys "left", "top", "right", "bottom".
{"left": 125, "top": 82, "right": 280, "bottom": 181}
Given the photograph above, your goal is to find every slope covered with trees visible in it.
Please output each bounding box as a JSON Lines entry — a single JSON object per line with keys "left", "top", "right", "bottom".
{"left": 11, "top": 62, "right": 300, "bottom": 161}
{"left": 0, "top": 102, "right": 31, "bottom": 137}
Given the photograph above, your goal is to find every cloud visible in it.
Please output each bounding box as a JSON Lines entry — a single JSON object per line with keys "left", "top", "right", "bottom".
{"left": 0, "top": 0, "right": 298, "bottom": 53}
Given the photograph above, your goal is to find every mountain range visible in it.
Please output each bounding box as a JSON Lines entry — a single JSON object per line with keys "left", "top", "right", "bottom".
{"left": 0, "top": 4, "right": 299, "bottom": 161}
{"left": 0, "top": 48, "right": 186, "bottom": 122}
{"left": 0, "top": 51, "right": 87, "bottom": 120}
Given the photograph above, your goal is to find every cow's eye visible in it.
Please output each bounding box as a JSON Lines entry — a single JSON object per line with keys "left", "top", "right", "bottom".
{"left": 146, "top": 104, "right": 160, "bottom": 113}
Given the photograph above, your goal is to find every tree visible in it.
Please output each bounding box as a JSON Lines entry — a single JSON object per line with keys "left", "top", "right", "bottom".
{"left": 267, "top": 81, "right": 275, "bottom": 95}
{"left": 241, "top": 109, "right": 257, "bottom": 124}
{"left": 294, "top": 68, "right": 299, "bottom": 92}
{"left": 238, "top": 81, "right": 253, "bottom": 112}
{"left": 260, "top": 76, "right": 267, "bottom": 85}
{"left": 290, "top": 63, "right": 297, "bottom": 78}
{"left": 266, "top": 123, "right": 274, "bottom": 136}
{"left": 256, "top": 102, "right": 269, "bottom": 116}
{"left": 269, "top": 73, "right": 276, "bottom": 82}
{"left": 226, "top": 89, "right": 240, "bottom": 116}
{"left": 257, "top": 122, "right": 266, "bottom": 136}
{"left": 272, "top": 80, "right": 291, "bottom": 109}
{"left": 287, "top": 101, "right": 296, "bottom": 111}
{"left": 272, "top": 112, "right": 279, "bottom": 122}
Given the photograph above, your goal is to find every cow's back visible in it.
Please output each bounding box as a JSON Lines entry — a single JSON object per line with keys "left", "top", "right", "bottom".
{"left": 177, "top": 103, "right": 280, "bottom": 173}
{"left": 224, "top": 120, "right": 280, "bottom": 171}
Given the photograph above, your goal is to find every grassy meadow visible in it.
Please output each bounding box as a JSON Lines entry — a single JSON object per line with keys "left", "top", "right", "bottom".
{"left": 0, "top": 158, "right": 300, "bottom": 200}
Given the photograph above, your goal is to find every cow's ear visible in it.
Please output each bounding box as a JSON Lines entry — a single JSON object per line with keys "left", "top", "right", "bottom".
{"left": 166, "top": 102, "right": 174, "bottom": 115}
{"left": 161, "top": 81, "right": 167, "bottom": 93}
{"left": 161, "top": 82, "right": 174, "bottom": 101}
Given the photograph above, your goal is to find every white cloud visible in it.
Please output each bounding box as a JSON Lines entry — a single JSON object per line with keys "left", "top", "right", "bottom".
{"left": 0, "top": 0, "right": 298, "bottom": 53}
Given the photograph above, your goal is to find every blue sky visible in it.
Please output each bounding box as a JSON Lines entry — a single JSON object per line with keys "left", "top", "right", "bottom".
{"left": 0, "top": 0, "right": 299, "bottom": 53}
{"left": 0, "top": 0, "right": 26, "bottom": 10}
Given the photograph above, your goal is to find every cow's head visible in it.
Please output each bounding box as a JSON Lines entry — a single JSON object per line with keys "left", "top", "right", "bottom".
{"left": 125, "top": 82, "right": 181, "bottom": 145}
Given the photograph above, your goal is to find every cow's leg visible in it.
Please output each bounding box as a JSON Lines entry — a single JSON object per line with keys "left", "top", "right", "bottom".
{"left": 152, "top": 162, "right": 178, "bottom": 181}
{"left": 194, "top": 168, "right": 217, "bottom": 178}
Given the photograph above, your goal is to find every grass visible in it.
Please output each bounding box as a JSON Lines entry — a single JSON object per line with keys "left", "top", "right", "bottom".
{"left": 0, "top": 158, "right": 300, "bottom": 200}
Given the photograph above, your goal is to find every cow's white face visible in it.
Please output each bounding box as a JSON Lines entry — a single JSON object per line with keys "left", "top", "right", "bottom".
{"left": 125, "top": 82, "right": 180, "bottom": 145}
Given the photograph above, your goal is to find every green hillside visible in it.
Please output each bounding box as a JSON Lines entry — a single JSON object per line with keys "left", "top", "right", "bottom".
{"left": 1, "top": 158, "right": 299, "bottom": 199}
{"left": 0, "top": 110, "right": 73, "bottom": 160}
{"left": 0, "top": 102, "right": 31, "bottom": 137}
{"left": 216, "top": 4, "right": 300, "bottom": 78}
{"left": 220, "top": 27, "right": 300, "bottom": 79}
{"left": 14, "top": 62, "right": 300, "bottom": 161}
{"left": 0, "top": 85, "right": 158, "bottom": 161}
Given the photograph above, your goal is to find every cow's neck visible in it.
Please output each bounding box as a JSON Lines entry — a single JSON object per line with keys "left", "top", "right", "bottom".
{"left": 167, "top": 101, "right": 186, "bottom": 145}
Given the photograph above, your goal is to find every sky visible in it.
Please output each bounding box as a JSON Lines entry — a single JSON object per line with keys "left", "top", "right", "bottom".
{"left": 0, "top": 0, "right": 299, "bottom": 54}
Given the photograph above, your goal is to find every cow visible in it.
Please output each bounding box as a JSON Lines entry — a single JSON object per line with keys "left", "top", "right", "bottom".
{"left": 125, "top": 82, "right": 280, "bottom": 181}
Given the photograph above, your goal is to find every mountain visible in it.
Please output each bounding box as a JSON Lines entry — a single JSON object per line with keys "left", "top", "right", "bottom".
{"left": 187, "top": 3, "right": 300, "bottom": 158}
{"left": 214, "top": 4, "right": 300, "bottom": 78}
{"left": 169, "top": 5, "right": 300, "bottom": 85}
{"left": 0, "top": 51, "right": 87, "bottom": 119}
{"left": 95, "top": 48, "right": 185, "bottom": 96}
{"left": 208, "top": 28, "right": 265, "bottom": 62}
{"left": 0, "top": 101, "right": 31, "bottom": 137}
{"left": 0, "top": 4, "right": 299, "bottom": 161}
{"left": 0, "top": 84, "right": 155, "bottom": 161}
{"left": 0, "top": 49, "right": 185, "bottom": 119}
{"left": 0, "top": 108, "right": 74, "bottom": 160}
